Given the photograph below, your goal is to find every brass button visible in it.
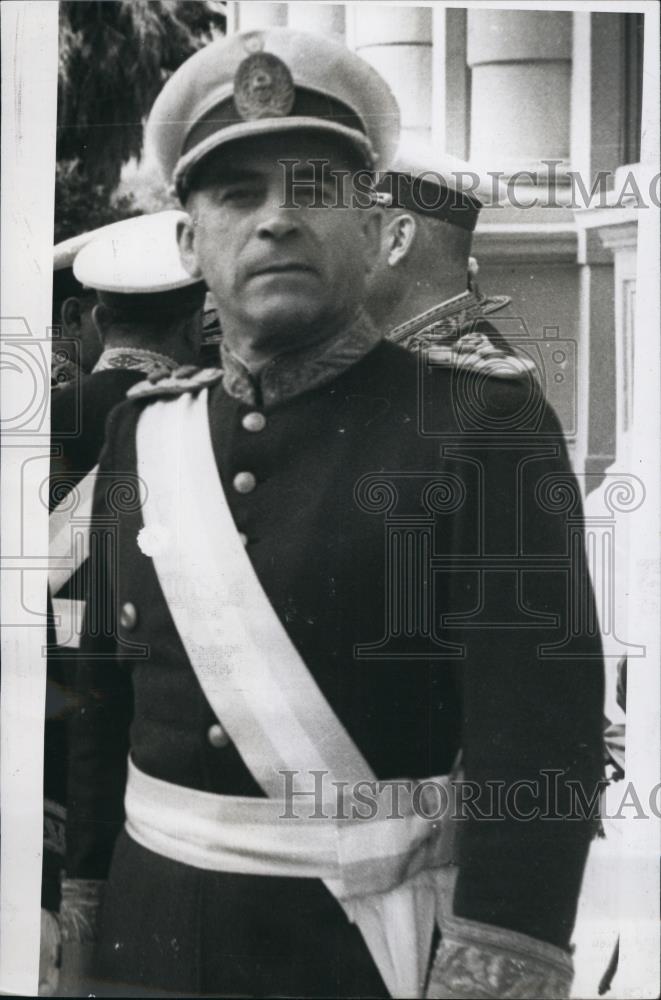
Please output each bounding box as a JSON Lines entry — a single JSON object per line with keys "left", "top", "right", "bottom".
{"left": 233, "top": 471, "right": 256, "bottom": 494}
{"left": 238, "top": 532, "right": 248, "bottom": 546}
{"left": 242, "top": 411, "right": 266, "bottom": 432}
{"left": 207, "top": 723, "right": 230, "bottom": 749}
{"left": 120, "top": 602, "right": 138, "bottom": 631}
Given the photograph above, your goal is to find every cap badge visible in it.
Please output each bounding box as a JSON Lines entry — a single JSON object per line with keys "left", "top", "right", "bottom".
{"left": 242, "top": 32, "right": 265, "bottom": 55}
{"left": 234, "top": 52, "right": 295, "bottom": 121}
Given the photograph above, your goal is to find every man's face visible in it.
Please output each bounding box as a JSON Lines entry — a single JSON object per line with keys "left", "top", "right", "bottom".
{"left": 179, "top": 132, "right": 381, "bottom": 354}
{"left": 58, "top": 291, "right": 102, "bottom": 373}
{"left": 76, "top": 294, "right": 103, "bottom": 371}
{"left": 363, "top": 208, "right": 426, "bottom": 324}
{"left": 364, "top": 213, "right": 404, "bottom": 314}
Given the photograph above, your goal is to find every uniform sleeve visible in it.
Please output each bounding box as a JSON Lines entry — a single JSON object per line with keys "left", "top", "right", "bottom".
{"left": 65, "top": 404, "right": 134, "bottom": 881}
{"left": 444, "top": 380, "right": 605, "bottom": 951}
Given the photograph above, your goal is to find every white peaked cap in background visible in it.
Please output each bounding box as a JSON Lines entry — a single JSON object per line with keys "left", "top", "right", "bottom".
{"left": 73, "top": 210, "right": 198, "bottom": 293}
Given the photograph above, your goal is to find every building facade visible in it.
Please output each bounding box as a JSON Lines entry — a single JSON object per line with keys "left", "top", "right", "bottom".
{"left": 229, "top": 2, "right": 649, "bottom": 489}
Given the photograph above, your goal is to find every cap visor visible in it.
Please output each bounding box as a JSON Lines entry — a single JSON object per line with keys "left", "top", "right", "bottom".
{"left": 174, "top": 118, "right": 376, "bottom": 196}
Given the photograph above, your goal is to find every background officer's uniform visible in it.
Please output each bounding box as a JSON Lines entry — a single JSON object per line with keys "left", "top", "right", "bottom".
{"left": 375, "top": 145, "right": 522, "bottom": 358}
{"left": 44, "top": 213, "right": 206, "bottom": 927}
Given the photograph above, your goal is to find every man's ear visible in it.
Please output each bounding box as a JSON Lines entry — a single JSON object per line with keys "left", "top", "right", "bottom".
{"left": 361, "top": 207, "right": 384, "bottom": 277}
{"left": 386, "top": 213, "right": 417, "bottom": 268}
{"left": 60, "top": 296, "right": 82, "bottom": 334}
{"left": 177, "top": 216, "right": 204, "bottom": 280}
{"left": 91, "top": 303, "right": 111, "bottom": 341}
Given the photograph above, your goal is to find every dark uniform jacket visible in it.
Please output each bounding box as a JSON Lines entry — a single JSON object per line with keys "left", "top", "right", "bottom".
{"left": 44, "top": 365, "right": 164, "bottom": 912}
{"left": 65, "top": 331, "right": 604, "bottom": 997}
{"left": 50, "top": 368, "right": 146, "bottom": 494}
{"left": 44, "top": 369, "right": 145, "bottom": 907}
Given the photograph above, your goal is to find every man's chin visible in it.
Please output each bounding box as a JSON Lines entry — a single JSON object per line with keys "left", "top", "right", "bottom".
{"left": 247, "top": 298, "right": 328, "bottom": 343}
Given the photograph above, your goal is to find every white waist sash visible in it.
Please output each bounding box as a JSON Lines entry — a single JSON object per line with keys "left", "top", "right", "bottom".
{"left": 125, "top": 757, "right": 342, "bottom": 878}
{"left": 134, "top": 389, "right": 456, "bottom": 997}
{"left": 125, "top": 757, "right": 454, "bottom": 890}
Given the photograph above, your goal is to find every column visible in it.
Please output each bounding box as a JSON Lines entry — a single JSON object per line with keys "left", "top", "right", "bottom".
{"left": 349, "top": 4, "right": 433, "bottom": 147}
{"left": 235, "top": 2, "right": 287, "bottom": 31}
{"left": 286, "top": 3, "right": 345, "bottom": 38}
{"left": 467, "top": 10, "right": 572, "bottom": 174}
{"left": 434, "top": 7, "right": 470, "bottom": 159}
{"left": 572, "top": 13, "right": 639, "bottom": 483}
{"left": 617, "top": 8, "right": 661, "bottom": 994}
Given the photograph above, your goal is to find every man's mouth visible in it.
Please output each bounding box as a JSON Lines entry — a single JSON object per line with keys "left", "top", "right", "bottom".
{"left": 248, "top": 262, "right": 317, "bottom": 277}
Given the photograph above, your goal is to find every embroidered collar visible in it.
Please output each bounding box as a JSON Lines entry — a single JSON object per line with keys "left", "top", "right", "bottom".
{"left": 92, "top": 347, "right": 179, "bottom": 376}
{"left": 388, "top": 290, "right": 511, "bottom": 350}
{"left": 220, "top": 309, "right": 382, "bottom": 408}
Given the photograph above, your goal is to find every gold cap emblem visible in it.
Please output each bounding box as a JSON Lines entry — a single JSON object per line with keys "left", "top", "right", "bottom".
{"left": 234, "top": 52, "right": 296, "bottom": 121}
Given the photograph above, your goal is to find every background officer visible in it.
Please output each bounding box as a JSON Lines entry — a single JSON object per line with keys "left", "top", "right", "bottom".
{"left": 51, "top": 244, "right": 102, "bottom": 388}
{"left": 366, "top": 141, "right": 531, "bottom": 377}
{"left": 50, "top": 210, "right": 206, "bottom": 491}
{"left": 42, "top": 211, "right": 207, "bottom": 993}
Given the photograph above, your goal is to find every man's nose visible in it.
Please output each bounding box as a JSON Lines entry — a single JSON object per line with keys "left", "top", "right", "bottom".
{"left": 256, "top": 205, "right": 299, "bottom": 241}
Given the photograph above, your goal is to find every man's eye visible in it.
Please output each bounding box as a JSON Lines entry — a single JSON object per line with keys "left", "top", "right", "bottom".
{"left": 296, "top": 181, "right": 333, "bottom": 206}
{"left": 220, "top": 187, "right": 260, "bottom": 205}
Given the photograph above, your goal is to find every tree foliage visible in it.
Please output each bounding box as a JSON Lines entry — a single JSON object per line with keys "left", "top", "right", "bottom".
{"left": 54, "top": 160, "right": 139, "bottom": 245}
{"left": 56, "top": 0, "right": 225, "bottom": 241}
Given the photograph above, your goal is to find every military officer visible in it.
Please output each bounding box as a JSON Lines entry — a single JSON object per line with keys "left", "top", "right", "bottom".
{"left": 42, "top": 232, "right": 111, "bottom": 991}
{"left": 51, "top": 28, "right": 604, "bottom": 1000}
{"left": 366, "top": 140, "right": 532, "bottom": 377}
{"left": 50, "top": 210, "right": 207, "bottom": 494}
{"left": 51, "top": 242, "right": 101, "bottom": 388}
{"left": 42, "top": 212, "right": 207, "bottom": 992}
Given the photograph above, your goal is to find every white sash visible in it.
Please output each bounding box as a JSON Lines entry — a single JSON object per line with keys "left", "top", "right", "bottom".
{"left": 125, "top": 757, "right": 453, "bottom": 886}
{"left": 135, "top": 390, "right": 450, "bottom": 997}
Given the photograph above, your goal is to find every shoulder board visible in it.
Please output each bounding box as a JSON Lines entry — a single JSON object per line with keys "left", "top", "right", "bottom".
{"left": 423, "top": 331, "right": 538, "bottom": 381}
{"left": 125, "top": 366, "right": 224, "bottom": 401}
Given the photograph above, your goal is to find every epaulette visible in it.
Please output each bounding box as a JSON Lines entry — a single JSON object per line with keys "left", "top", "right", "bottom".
{"left": 126, "top": 366, "right": 224, "bottom": 400}
{"left": 419, "top": 330, "right": 539, "bottom": 381}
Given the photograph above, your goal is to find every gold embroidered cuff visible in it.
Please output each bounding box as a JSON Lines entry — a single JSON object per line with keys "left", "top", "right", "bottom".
{"left": 427, "top": 911, "right": 574, "bottom": 1000}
